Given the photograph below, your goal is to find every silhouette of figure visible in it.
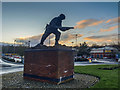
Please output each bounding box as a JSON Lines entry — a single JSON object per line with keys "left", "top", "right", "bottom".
{"left": 37, "top": 14, "right": 74, "bottom": 47}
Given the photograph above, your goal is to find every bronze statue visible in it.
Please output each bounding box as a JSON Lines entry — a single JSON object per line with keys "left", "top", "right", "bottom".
{"left": 35, "top": 14, "right": 74, "bottom": 47}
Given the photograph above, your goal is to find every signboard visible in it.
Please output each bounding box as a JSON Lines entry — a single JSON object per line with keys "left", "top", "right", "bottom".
{"left": 105, "top": 50, "right": 111, "bottom": 52}
{"left": 5, "top": 53, "right": 17, "bottom": 55}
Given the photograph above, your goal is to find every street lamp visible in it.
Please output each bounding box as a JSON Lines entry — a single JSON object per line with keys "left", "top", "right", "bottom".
{"left": 75, "top": 34, "right": 77, "bottom": 46}
{"left": 14, "top": 40, "right": 16, "bottom": 55}
{"left": 71, "top": 42, "right": 74, "bottom": 47}
{"left": 28, "top": 41, "right": 31, "bottom": 47}
{"left": 75, "top": 34, "right": 78, "bottom": 61}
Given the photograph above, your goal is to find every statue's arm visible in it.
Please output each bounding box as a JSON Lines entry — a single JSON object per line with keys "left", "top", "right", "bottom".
{"left": 57, "top": 20, "right": 74, "bottom": 31}
{"left": 59, "top": 27, "right": 74, "bottom": 31}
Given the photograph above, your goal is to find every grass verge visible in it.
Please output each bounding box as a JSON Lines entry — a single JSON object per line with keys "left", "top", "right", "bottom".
{"left": 74, "top": 64, "right": 119, "bottom": 88}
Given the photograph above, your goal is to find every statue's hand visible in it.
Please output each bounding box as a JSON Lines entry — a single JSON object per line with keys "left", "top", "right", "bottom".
{"left": 69, "top": 27, "right": 74, "bottom": 29}
{"left": 60, "top": 27, "right": 74, "bottom": 31}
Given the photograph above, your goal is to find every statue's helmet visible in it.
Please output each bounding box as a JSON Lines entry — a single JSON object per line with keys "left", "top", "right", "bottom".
{"left": 59, "top": 14, "right": 65, "bottom": 20}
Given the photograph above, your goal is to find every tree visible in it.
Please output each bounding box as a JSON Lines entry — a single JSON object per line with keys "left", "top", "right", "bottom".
{"left": 77, "top": 42, "right": 91, "bottom": 56}
{"left": 108, "top": 42, "right": 120, "bottom": 51}
{"left": 91, "top": 43, "right": 102, "bottom": 48}
{"left": 2, "top": 45, "right": 28, "bottom": 56}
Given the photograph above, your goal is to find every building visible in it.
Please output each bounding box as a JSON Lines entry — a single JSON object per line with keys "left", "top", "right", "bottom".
{"left": 90, "top": 46, "right": 118, "bottom": 59}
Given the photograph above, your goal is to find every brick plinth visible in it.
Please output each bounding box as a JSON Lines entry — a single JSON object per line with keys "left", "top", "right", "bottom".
{"left": 23, "top": 48, "right": 74, "bottom": 84}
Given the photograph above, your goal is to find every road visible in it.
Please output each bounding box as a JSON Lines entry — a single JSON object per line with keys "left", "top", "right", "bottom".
{"left": 0, "top": 58, "right": 24, "bottom": 75}
{"left": 0, "top": 58, "right": 118, "bottom": 75}
{"left": 74, "top": 59, "right": 119, "bottom": 66}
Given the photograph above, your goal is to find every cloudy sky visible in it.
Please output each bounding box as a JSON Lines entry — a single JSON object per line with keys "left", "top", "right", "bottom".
{"left": 2, "top": 2, "right": 119, "bottom": 46}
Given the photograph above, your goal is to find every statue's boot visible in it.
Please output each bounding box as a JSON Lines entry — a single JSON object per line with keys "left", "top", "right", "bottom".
{"left": 31, "top": 43, "right": 47, "bottom": 49}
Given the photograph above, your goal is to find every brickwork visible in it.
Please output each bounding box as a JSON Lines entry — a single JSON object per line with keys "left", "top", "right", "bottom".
{"left": 24, "top": 49, "right": 74, "bottom": 84}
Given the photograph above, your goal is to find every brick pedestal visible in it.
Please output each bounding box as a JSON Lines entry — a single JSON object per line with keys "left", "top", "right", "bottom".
{"left": 23, "top": 48, "right": 74, "bottom": 84}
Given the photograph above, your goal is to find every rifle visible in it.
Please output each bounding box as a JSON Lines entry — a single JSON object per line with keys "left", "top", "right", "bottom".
{"left": 60, "top": 27, "right": 74, "bottom": 31}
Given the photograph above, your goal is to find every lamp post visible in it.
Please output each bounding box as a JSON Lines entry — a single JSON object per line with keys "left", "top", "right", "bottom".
{"left": 71, "top": 42, "right": 74, "bottom": 47}
{"left": 75, "top": 34, "right": 78, "bottom": 61}
{"left": 75, "top": 34, "right": 78, "bottom": 46}
{"left": 28, "top": 41, "right": 31, "bottom": 47}
{"left": 14, "top": 40, "right": 16, "bottom": 55}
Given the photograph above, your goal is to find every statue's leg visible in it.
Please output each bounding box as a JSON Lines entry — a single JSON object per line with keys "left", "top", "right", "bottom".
{"left": 54, "top": 31, "right": 61, "bottom": 45}
{"left": 40, "top": 32, "right": 51, "bottom": 45}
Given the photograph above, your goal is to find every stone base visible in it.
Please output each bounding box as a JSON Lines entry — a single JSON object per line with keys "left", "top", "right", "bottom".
{"left": 23, "top": 48, "right": 74, "bottom": 84}
{"left": 24, "top": 74, "right": 74, "bottom": 84}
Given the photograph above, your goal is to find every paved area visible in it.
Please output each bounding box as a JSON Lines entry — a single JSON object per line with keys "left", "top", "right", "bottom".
{"left": 74, "top": 59, "right": 118, "bottom": 66}
{"left": 1, "top": 58, "right": 118, "bottom": 88}
{"left": 0, "top": 58, "right": 118, "bottom": 74}
{"left": 0, "top": 58, "right": 24, "bottom": 75}
{"left": 2, "top": 71, "right": 99, "bottom": 88}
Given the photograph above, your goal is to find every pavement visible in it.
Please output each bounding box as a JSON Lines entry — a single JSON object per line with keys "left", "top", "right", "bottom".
{"left": 0, "top": 58, "right": 118, "bottom": 75}
{"left": 0, "top": 58, "right": 24, "bottom": 75}
{"left": 74, "top": 59, "right": 119, "bottom": 66}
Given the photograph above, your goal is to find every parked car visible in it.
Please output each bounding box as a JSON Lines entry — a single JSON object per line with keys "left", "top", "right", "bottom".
{"left": 8, "top": 56, "right": 14, "bottom": 60}
{"left": 118, "top": 58, "right": 120, "bottom": 63}
{"left": 14, "top": 56, "right": 22, "bottom": 62}
{"left": 3, "top": 55, "right": 15, "bottom": 62}
{"left": 75, "top": 58, "right": 88, "bottom": 62}
{"left": 103, "top": 57, "right": 108, "bottom": 59}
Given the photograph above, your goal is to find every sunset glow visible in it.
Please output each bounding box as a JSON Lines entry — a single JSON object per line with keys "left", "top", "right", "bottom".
{"left": 2, "top": 2, "right": 119, "bottom": 46}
